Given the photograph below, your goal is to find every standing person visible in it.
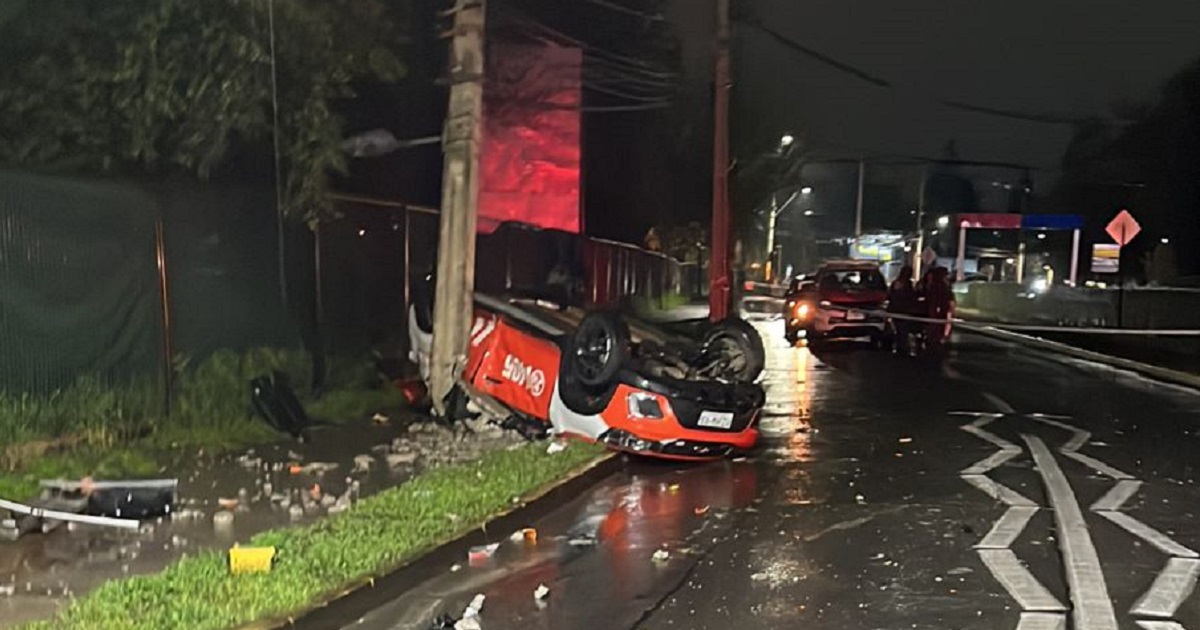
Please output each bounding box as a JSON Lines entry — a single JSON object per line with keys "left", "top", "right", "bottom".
{"left": 887, "top": 265, "right": 919, "bottom": 354}
{"left": 924, "top": 267, "right": 956, "bottom": 352}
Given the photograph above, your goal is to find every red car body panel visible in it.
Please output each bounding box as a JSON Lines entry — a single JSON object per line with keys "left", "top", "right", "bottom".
{"left": 459, "top": 307, "right": 760, "bottom": 460}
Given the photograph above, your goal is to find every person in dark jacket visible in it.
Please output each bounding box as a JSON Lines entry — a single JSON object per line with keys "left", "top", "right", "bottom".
{"left": 887, "top": 266, "right": 919, "bottom": 353}
{"left": 924, "top": 266, "right": 956, "bottom": 351}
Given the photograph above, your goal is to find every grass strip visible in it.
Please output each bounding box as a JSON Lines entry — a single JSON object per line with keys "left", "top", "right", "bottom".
{"left": 23, "top": 441, "right": 607, "bottom": 630}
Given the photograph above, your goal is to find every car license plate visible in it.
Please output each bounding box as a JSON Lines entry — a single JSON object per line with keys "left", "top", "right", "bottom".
{"left": 697, "top": 411, "right": 734, "bottom": 429}
{"left": 847, "top": 310, "right": 865, "bottom": 321}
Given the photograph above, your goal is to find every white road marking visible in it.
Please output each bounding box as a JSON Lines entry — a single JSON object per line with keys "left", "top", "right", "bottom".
{"left": 1023, "top": 434, "right": 1119, "bottom": 630}
{"left": 962, "top": 474, "right": 1038, "bottom": 508}
{"left": 977, "top": 549, "right": 1067, "bottom": 612}
{"left": 976, "top": 506, "right": 1040, "bottom": 549}
{"left": 961, "top": 422, "right": 1020, "bottom": 452}
{"left": 1090, "top": 479, "right": 1144, "bottom": 512}
{"left": 1097, "top": 512, "right": 1199, "bottom": 559}
{"left": 1029, "top": 416, "right": 1091, "bottom": 452}
{"left": 983, "top": 391, "right": 1017, "bottom": 413}
{"left": 949, "top": 411, "right": 1005, "bottom": 418}
{"left": 1062, "top": 450, "right": 1135, "bottom": 480}
{"left": 1017, "top": 612, "right": 1067, "bottom": 630}
{"left": 1132, "top": 619, "right": 1190, "bottom": 628}
{"left": 1131, "top": 558, "right": 1200, "bottom": 618}
{"left": 962, "top": 448, "right": 1022, "bottom": 475}
{"left": 1029, "top": 412, "right": 1073, "bottom": 420}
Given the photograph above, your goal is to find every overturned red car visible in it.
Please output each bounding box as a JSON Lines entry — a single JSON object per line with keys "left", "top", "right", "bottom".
{"left": 410, "top": 293, "right": 766, "bottom": 460}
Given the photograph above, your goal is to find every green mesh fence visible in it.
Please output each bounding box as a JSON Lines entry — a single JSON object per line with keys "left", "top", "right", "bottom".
{"left": 0, "top": 170, "right": 162, "bottom": 393}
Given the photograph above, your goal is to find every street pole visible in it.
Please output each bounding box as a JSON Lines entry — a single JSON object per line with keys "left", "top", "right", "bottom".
{"left": 854, "top": 158, "right": 865, "bottom": 238}
{"left": 430, "top": 0, "right": 486, "bottom": 415}
{"left": 914, "top": 164, "right": 928, "bottom": 277}
{"left": 708, "top": 0, "right": 732, "bottom": 322}
{"left": 765, "top": 194, "right": 777, "bottom": 281}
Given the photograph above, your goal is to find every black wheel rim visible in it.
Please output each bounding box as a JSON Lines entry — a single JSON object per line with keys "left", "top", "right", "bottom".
{"left": 575, "top": 324, "right": 612, "bottom": 381}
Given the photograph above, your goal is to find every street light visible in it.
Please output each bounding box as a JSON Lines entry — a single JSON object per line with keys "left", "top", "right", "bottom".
{"left": 803, "top": 209, "right": 814, "bottom": 217}
{"left": 937, "top": 215, "right": 949, "bottom": 228}
{"left": 1162, "top": 237, "right": 1171, "bottom": 244}
{"left": 800, "top": 186, "right": 813, "bottom": 195}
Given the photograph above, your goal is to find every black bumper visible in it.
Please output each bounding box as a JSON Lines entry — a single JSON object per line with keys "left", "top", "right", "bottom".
{"left": 619, "top": 370, "right": 764, "bottom": 434}
{"left": 599, "top": 429, "right": 735, "bottom": 458}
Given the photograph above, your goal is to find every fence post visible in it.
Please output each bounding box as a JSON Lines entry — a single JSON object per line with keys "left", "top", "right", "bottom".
{"left": 154, "top": 216, "right": 173, "bottom": 416}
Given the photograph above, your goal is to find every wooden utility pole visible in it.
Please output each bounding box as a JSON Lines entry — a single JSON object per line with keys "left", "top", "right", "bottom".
{"left": 430, "top": 0, "right": 486, "bottom": 415}
{"left": 708, "top": 0, "right": 732, "bottom": 322}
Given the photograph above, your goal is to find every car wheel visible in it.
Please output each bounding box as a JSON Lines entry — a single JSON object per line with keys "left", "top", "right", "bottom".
{"left": 557, "top": 341, "right": 621, "bottom": 415}
{"left": 700, "top": 318, "right": 766, "bottom": 382}
{"left": 568, "top": 311, "right": 630, "bottom": 389}
{"left": 805, "top": 328, "right": 824, "bottom": 348}
{"left": 784, "top": 328, "right": 799, "bottom": 344}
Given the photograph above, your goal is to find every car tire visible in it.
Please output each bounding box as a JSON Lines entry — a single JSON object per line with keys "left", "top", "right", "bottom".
{"left": 567, "top": 311, "right": 630, "bottom": 389}
{"left": 411, "top": 272, "right": 434, "bottom": 334}
{"left": 784, "top": 328, "right": 799, "bottom": 345}
{"left": 805, "top": 328, "right": 824, "bottom": 348}
{"left": 557, "top": 342, "right": 621, "bottom": 415}
{"left": 702, "top": 318, "right": 766, "bottom": 382}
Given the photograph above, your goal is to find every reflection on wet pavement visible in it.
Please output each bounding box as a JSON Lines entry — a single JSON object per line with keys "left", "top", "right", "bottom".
{"left": 343, "top": 319, "right": 1200, "bottom": 630}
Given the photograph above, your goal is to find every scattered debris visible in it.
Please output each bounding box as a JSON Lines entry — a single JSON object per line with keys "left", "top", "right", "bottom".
{"left": 212, "top": 511, "right": 234, "bottom": 529}
{"left": 450, "top": 564, "right": 463, "bottom": 572}
{"left": 468, "top": 543, "right": 499, "bottom": 565}
{"left": 694, "top": 505, "right": 710, "bottom": 516}
{"left": 750, "top": 572, "right": 768, "bottom": 581}
{"left": 651, "top": 549, "right": 670, "bottom": 563}
{"left": 898, "top": 437, "right": 913, "bottom": 444}
{"left": 288, "top": 504, "right": 304, "bottom": 520}
{"left": 372, "top": 412, "right": 391, "bottom": 425}
{"left": 353, "top": 454, "right": 374, "bottom": 473}
{"left": 301, "top": 462, "right": 339, "bottom": 476}
{"left": 947, "top": 566, "right": 973, "bottom": 576}
{"left": 568, "top": 535, "right": 597, "bottom": 547}
{"left": 217, "top": 498, "right": 240, "bottom": 510}
{"left": 386, "top": 452, "right": 419, "bottom": 468}
{"left": 534, "top": 583, "right": 550, "bottom": 601}
{"left": 229, "top": 546, "right": 276, "bottom": 574}
{"left": 0, "top": 584, "right": 13, "bottom": 597}
{"left": 667, "top": 484, "right": 681, "bottom": 494}
{"left": 855, "top": 494, "right": 866, "bottom": 504}
{"left": 546, "top": 441, "right": 567, "bottom": 455}
{"left": 509, "top": 527, "right": 538, "bottom": 544}
{"left": 0, "top": 497, "right": 140, "bottom": 533}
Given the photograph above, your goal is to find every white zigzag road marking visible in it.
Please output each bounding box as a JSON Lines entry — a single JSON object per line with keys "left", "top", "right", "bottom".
{"left": 977, "top": 549, "right": 1066, "bottom": 611}
{"left": 1017, "top": 612, "right": 1066, "bottom": 630}
{"left": 977, "top": 506, "right": 1039, "bottom": 549}
{"left": 1024, "top": 434, "right": 1119, "bottom": 630}
{"left": 1063, "top": 450, "right": 1134, "bottom": 480}
{"left": 1038, "top": 415, "right": 1200, "bottom": 626}
{"left": 962, "top": 448, "right": 1022, "bottom": 475}
{"left": 962, "top": 474, "right": 1038, "bottom": 507}
{"left": 1132, "top": 558, "right": 1200, "bottom": 619}
{"left": 1091, "top": 479, "right": 1143, "bottom": 512}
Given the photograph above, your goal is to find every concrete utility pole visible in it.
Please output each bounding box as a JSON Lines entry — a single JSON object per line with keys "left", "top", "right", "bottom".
{"left": 708, "top": 0, "right": 732, "bottom": 322}
{"left": 854, "top": 158, "right": 865, "bottom": 238}
{"left": 430, "top": 0, "right": 486, "bottom": 415}
{"left": 914, "top": 164, "right": 929, "bottom": 278}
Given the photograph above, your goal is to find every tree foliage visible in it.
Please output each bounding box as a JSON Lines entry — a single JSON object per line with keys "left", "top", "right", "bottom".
{"left": 0, "top": 0, "right": 407, "bottom": 223}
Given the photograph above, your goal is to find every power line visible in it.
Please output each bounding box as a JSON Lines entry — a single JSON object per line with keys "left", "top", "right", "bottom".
{"left": 578, "top": 0, "right": 665, "bottom": 22}
{"left": 739, "top": 17, "right": 1094, "bottom": 126}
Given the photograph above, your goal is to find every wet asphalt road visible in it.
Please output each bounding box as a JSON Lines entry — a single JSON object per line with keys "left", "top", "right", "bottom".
{"left": 343, "top": 318, "right": 1200, "bottom": 630}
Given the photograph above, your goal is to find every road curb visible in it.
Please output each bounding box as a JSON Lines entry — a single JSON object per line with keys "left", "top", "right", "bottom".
{"left": 965, "top": 326, "right": 1200, "bottom": 392}
{"left": 274, "top": 452, "right": 622, "bottom": 630}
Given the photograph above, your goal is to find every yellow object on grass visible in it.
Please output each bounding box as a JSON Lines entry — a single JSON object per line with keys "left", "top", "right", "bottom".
{"left": 229, "top": 546, "right": 276, "bottom": 574}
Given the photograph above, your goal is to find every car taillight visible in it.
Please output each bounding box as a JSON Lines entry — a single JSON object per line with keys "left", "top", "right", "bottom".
{"left": 627, "top": 392, "right": 665, "bottom": 419}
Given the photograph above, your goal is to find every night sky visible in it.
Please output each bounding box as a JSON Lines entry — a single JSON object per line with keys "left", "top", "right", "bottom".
{"left": 727, "top": 0, "right": 1200, "bottom": 168}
